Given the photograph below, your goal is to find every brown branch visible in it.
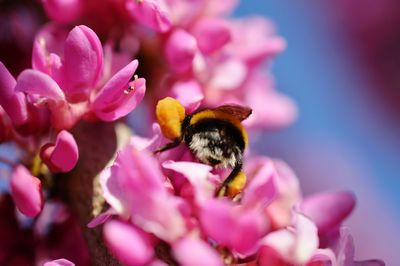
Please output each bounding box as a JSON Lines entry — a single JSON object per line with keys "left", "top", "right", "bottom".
{"left": 58, "top": 121, "right": 125, "bottom": 266}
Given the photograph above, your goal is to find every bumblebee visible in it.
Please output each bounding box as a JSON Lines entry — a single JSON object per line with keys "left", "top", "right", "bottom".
{"left": 155, "top": 97, "right": 252, "bottom": 197}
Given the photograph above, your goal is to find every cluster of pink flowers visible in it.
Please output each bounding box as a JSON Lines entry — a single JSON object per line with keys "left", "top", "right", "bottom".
{"left": 0, "top": 23, "right": 145, "bottom": 216}
{"left": 0, "top": 0, "right": 384, "bottom": 265}
{"left": 87, "top": 115, "right": 383, "bottom": 266}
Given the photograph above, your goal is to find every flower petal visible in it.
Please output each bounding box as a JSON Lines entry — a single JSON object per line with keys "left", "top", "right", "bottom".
{"left": 305, "top": 248, "right": 337, "bottom": 266}
{"left": 42, "top": 0, "right": 83, "bottom": 23}
{"left": 32, "top": 24, "right": 67, "bottom": 82}
{"left": 40, "top": 130, "right": 79, "bottom": 173}
{"left": 242, "top": 159, "right": 278, "bottom": 209}
{"left": 93, "top": 60, "right": 146, "bottom": 121}
{"left": 101, "top": 144, "right": 186, "bottom": 241}
{"left": 262, "top": 213, "right": 318, "bottom": 264}
{"left": 208, "top": 58, "right": 247, "bottom": 90}
{"left": 44, "top": 259, "right": 75, "bottom": 266}
{"left": 266, "top": 159, "right": 302, "bottom": 228}
{"left": 10, "top": 165, "right": 43, "bottom": 217}
{"left": 231, "top": 209, "right": 269, "bottom": 256}
{"left": 63, "top": 25, "right": 103, "bottom": 98}
{"left": 300, "top": 191, "right": 356, "bottom": 234}
{"left": 173, "top": 237, "right": 224, "bottom": 266}
{"left": 87, "top": 208, "right": 117, "bottom": 228}
{"left": 104, "top": 220, "right": 154, "bottom": 266}
{"left": 126, "top": 0, "right": 172, "bottom": 33}
{"left": 164, "top": 29, "right": 197, "bottom": 73}
{"left": 162, "top": 160, "right": 214, "bottom": 203}
{"left": 200, "top": 199, "right": 236, "bottom": 246}
{"left": 15, "top": 69, "right": 65, "bottom": 102}
{"left": 192, "top": 18, "right": 231, "bottom": 54}
{"left": 0, "top": 62, "right": 28, "bottom": 125}
{"left": 294, "top": 213, "right": 319, "bottom": 263}
{"left": 337, "top": 228, "right": 355, "bottom": 266}
{"left": 170, "top": 80, "right": 204, "bottom": 114}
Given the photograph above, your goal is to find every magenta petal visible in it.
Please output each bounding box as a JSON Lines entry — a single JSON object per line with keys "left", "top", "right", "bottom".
{"left": 104, "top": 220, "right": 154, "bottom": 266}
{"left": 192, "top": 18, "right": 231, "bottom": 54}
{"left": 170, "top": 80, "right": 204, "bottom": 114}
{"left": 162, "top": 160, "right": 214, "bottom": 202}
{"left": 164, "top": 29, "right": 197, "bottom": 73}
{"left": 15, "top": 69, "right": 65, "bottom": 102}
{"left": 101, "top": 145, "right": 186, "bottom": 241}
{"left": 10, "top": 165, "right": 43, "bottom": 217}
{"left": 44, "top": 259, "right": 75, "bottom": 266}
{"left": 0, "top": 62, "right": 28, "bottom": 125}
{"left": 87, "top": 208, "right": 117, "bottom": 228}
{"left": 242, "top": 160, "right": 277, "bottom": 209}
{"left": 0, "top": 62, "right": 16, "bottom": 102}
{"left": 126, "top": 0, "right": 171, "bottom": 33}
{"left": 263, "top": 213, "right": 318, "bottom": 264}
{"left": 63, "top": 25, "right": 103, "bottom": 96}
{"left": 200, "top": 199, "right": 236, "bottom": 246}
{"left": 300, "top": 191, "right": 356, "bottom": 233}
{"left": 31, "top": 24, "right": 67, "bottom": 82}
{"left": 306, "top": 248, "right": 337, "bottom": 265}
{"left": 93, "top": 60, "right": 146, "bottom": 121}
{"left": 42, "top": 0, "right": 83, "bottom": 23}
{"left": 173, "top": 237, "right": 223, "bottom": 266}
{"left": 40, "top": 130, "right": 79, "bottom": 173}
{"left": 231, "top": 210, "right": 268, "bottom": 256}
{"left": 209, "top": 58, "right": 247, "bottom": 90}
{"left": 337, "top": 228, "right": 355, "bottom": 266}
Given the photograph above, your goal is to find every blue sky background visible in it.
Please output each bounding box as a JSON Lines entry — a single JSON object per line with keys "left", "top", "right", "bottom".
{"left": 236, "top": 1, "right": 400, "bottom": 264}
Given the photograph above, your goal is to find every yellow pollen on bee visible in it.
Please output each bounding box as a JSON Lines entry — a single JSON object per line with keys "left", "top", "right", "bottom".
{"left": 156, "top": 97, "right": 186, "bottom": 140}
{"left": 226, "top": 171, "right": 247, "bottom": 197}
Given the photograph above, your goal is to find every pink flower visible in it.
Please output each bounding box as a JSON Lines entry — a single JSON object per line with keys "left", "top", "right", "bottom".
{"left": 173, "top": 237, "right": 224, "bottom": 266}
{"left": 261, "top": 212, "right": 319, "bottom": 265}
{"left": 104, "top": 220, "right": 154, "bottom": 266}
{"left": 126, "top": 0, "right": 172, "bottom": 33}
{"left": 42, "top": 0, "right": 83, "bottom": 24}
{"left": 15, "top": 24, "right": 145, "bottom": 130}
{"left": 306, "top": 228, "right": 385, "bottom": 266}
{"left": 0, "top": 61, "right": 28, "bottom": 126}
{"left": 40, "top": 130, "right": 79, "bottom": 173}
{"left": 300, "top": 191, "right": 356, "bottom": 234}
{"left": 91, "top": 60, "right": 146, "bottom": 121}
{"left": 9, "top": 165, "right": 43, "bottom": 217}
{"left": 200, "top": 198, "right": 269, "bottom": 257}
{"left": 164, "top": 29, "right": 198, "bottom": 73}
{"left": 98, "top": 143, "right": 186, "bottom": 241}
{"left": 191, "top": 18, "right": 231, "bottom": 55}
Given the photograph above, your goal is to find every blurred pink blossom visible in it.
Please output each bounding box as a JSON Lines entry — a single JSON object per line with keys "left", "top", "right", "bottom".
{"left": 40, "top": 130, "right": 79, "bottom": 173}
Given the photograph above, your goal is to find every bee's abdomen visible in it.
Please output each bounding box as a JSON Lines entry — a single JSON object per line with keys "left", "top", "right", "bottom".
{"left": 184, "top": 119, "right": 245, "bottom": 168}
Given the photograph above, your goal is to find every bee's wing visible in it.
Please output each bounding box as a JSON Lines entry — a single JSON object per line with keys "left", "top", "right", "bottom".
{"left": 213, "top": 104, "right": 252, "bottom": 121}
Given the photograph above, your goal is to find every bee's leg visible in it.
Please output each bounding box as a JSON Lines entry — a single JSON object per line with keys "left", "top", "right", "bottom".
{"left": 216, "top": 163, "right": 246, "bottom": 198}
{"left": 153, "top": 139, "right": 182, "bottom": 154}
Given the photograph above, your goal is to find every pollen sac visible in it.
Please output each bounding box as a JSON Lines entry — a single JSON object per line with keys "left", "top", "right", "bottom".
{"left": 156, "top": 97, "right": 186, "bottom": 140}
{"left": 227, "top": 171, "right": 247, "bottom": 197}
